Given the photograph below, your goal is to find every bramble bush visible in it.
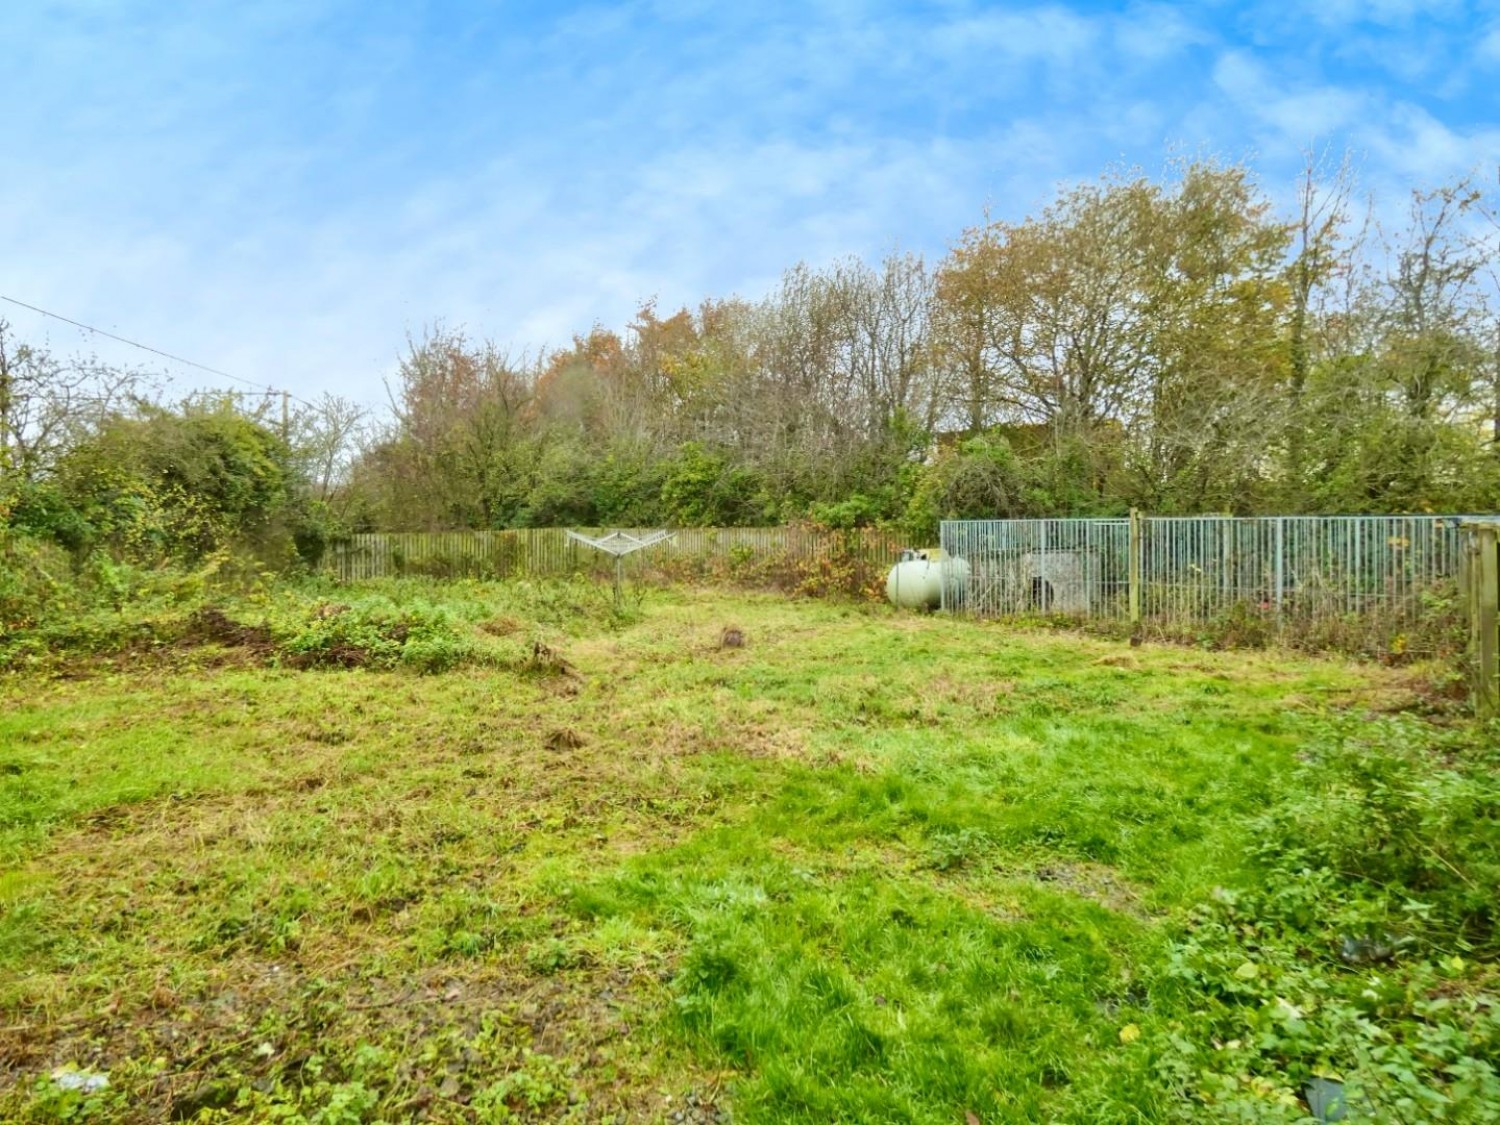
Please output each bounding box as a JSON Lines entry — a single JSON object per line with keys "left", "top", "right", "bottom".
{"left": 1259, "top": 716, "right": 1500, "bottom": 952}
{"left": 1152, "top": 716, "right": 1500, "bottom": 1121}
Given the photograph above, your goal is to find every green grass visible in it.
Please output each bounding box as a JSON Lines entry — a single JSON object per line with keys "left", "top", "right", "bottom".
{"left": 0, "top": 583, "right": 1474, "bottom": 1122}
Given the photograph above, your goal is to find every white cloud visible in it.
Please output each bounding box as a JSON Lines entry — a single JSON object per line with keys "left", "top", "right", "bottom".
{"left": 1251, "top": 0, "right": 1467, "bottom": 30}
{"left": 928, "top": 5, "right": 1102, "bottom": 63}
{"left": 1355, "top": 103, "right": 1500, "bottom": 187}
{"left": 1479, "top": 24, "right": 1500, "bottom": 63}
{"left": 1211, "top": 50, "right": 1368, "bottom": 151}
{"left": 2, "top": 0, "right": 1496, "bottom": 410}
{"left": 2, "top": 126, "right": 1006, "bottom": 404}
{"left": 1112, "top": 4, "right": 1210, "bottom": 65}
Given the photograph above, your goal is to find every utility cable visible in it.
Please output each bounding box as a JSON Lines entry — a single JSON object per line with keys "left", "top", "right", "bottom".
{"left": 0, "top": 292, "right": 314, "bottom": 407}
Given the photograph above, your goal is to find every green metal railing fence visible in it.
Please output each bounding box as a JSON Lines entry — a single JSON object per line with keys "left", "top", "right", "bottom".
{"left": 941, "top": 513, "right": 1479, "bottom": 657}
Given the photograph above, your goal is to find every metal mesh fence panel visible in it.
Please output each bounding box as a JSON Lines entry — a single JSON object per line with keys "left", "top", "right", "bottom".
{"left": 941, "top": 518, "right": 1131, "bottom": 618}
{"left": 942, "top": 515, "right": 1473, "bottom": 655}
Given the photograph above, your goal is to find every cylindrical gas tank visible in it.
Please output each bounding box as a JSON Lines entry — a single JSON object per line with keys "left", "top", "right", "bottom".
{"left": 886, "top": 548, "right": 970, "bottom": 610}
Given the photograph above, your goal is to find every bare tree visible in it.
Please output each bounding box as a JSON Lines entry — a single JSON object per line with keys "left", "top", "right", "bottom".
{"left": 0, "top": 320, "right": 155, "bottom": 483}
{"left": 289, "top": 392, "right": 369, "bottom": 506}
{"left": 1285, "top": 149, "right": 1361, "bottom": 487}
{"left": 1378, "top": 181, "right": 1488, "bottom": 422}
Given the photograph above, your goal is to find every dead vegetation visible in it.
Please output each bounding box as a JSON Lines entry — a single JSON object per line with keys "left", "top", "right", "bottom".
{"left": 546, "top": 727, "right": 587, "bottom": 752}
{"left": 526, "top": 639, "right": 579, "bottom": 679}
{"left": 183, "top": 606, "right": 275, "bottom": 655}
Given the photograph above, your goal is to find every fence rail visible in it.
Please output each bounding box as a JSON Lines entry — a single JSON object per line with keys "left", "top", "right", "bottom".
{"left": 941, "top": 514, "right": 1480, "bottom": 656}
{"left": 323, "top": 527, "right": 908, "bottom": 594}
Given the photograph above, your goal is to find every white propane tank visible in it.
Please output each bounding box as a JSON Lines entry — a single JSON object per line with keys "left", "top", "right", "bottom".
{"left": 886, "top": 548, "right": 970, "bottom": 610}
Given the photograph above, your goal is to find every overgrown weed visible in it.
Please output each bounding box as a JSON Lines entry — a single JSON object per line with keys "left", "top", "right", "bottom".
{"left": 0, "top": 569, "right": 646, "bottom": 673}
{"left": 1, "top": 586, "right": 1494, "bottom": 1122}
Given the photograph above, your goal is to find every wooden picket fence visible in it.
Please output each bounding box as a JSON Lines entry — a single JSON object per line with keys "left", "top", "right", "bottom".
{"left": 323, "top": 527, "right": 910, "bottom": 598}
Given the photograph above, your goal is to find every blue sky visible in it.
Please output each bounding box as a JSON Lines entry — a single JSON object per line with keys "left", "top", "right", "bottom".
{"left": 2, "top": 0, "right": 1498, "bottom": 407}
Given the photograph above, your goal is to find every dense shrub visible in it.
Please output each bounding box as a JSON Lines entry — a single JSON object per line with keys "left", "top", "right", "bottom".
{"left": 51, "top": 406, "right": 293, "bottom": 560}
{"left": 5, "top": 480, "right": 94, "bottom": 554}
{"left": 0, "top": 529, "right": 79, "bottom": 638}
{"left": 1257, "top": 716, "right": 1500, "bottom": 952}
{"left": 660, "top": 442, "right": 773, "bottom": 527}
{"left": 1153, "top": 715, "right": 1500, "bottom": 1120}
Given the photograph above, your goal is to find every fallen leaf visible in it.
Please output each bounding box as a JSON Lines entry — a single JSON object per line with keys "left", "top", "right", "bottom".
{"left": 965, "top": 1112, "right": 981, "bottom": 1125}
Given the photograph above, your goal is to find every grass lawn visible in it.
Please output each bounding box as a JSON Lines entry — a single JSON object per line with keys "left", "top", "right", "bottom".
{"left": 0, "top": 585, "right": 1437, "bottom": 1122}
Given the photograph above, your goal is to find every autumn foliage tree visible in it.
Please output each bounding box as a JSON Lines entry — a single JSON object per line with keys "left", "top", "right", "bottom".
{"left": 5, "top": 157, "right": 1469, "bottom": 545}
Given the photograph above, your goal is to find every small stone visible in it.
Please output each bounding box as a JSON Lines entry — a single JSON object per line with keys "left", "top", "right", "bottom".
{"left": 50, "top": 1067, "right": 108, "bottom": 1094}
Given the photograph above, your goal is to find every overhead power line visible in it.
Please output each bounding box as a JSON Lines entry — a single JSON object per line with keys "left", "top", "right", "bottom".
{"left": 0, "top": 292, "right": 312, "bottom": 407}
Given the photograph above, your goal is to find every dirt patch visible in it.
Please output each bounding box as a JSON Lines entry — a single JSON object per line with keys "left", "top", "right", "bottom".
{"left": 2, "top": 950, "right": 703, "bottom": 1125}
{"left": 184, "top": 607, "right": 275, "bottom": 654}
{"left": 680, "top": 716, "right": 810, "bottom": 761}
{"left": 1359, "top": 665, "right": 1472, "bottom": 719}
{"left": 77, "top": 792, "right": 209, "bottom": 837}
{"left": 526, "top": 640, "right": 579, "bottom": 681}
{"left": 924, "top": 674, "right": 1018, "bottom": 720}
{"left": 1028, "top": 861, "right": 1152, "bottom": 917}
{"left": 545, "top": 728, "right": 587, "bottom": 752}
{"left": 285, "top": 643, "right": 370, "bottom": 670}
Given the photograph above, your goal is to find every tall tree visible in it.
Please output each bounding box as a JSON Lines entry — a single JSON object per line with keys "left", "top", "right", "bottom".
{"left": 378, "top": 326, "right": 537, "bottom": 528}
{"left": 0, "top": 320, "right": 151, "bottom": 484}
{"left": 1127, "top": 161, "right": 1291, "bottom": 511}
{"left": 1283, "top": 150, "right": 1360, "bottom": 497}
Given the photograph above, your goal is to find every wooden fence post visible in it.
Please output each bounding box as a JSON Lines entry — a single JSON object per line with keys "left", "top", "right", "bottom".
{"left": 1128, "top": 508, "right": 1142, "bottom": 628}
{"left": 1466, "top": 522, "right": 1499, "bottom": 719}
